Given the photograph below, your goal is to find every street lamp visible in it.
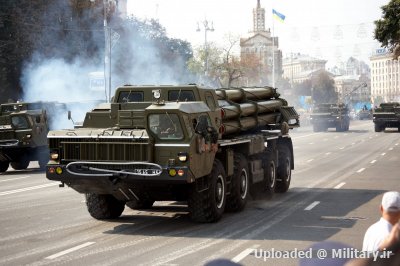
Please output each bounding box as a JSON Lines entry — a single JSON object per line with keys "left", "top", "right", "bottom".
{"left": 196, "top": 20, "right": 214, "bottom": 76}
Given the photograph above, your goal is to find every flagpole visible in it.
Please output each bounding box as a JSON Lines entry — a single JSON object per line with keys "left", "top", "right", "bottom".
{"left": 272, "top": 11, "right": 275, "bottom": 88}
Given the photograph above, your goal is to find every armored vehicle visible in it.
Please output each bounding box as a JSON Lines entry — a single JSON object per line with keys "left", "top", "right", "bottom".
{"left": 358, "top": 109, "right": 372, "bottom": 120}
{"left": 373, "top": 102, "right": 400, "bottom": 132}
{"left": 0, "top": 102, "right": 63, "bottom": 172}
{"left": 310, "top": 103, "right": 350, "bottom": 132}
{"left": 46, "top": 84, "right": 299, "bottom": 222}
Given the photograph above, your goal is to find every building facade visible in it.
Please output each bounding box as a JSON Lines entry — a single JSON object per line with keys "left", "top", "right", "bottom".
{"left": 282, "top": 54, "right": 327, "bottom": 84}
{"left": 334, "top": 75, "right": 371, "bottom": 108}
{"left": 370, "top": 48, "right": 400, "bottom": 104}
{"left": 240, "top": 0, "right": 282, "bottom": 87}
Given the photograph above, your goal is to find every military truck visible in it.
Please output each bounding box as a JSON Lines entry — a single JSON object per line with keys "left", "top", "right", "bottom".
{"left": 373, "top": 102, "right": 400, "bottom": 132}
{"left": 310, "top": 103, "right": 350, "bottom": 132}
{"left": 46, "top": 85, "right": 299, "bottom": 222}
{"left": 0, "top": 102, "right": 62, "bottom": 172}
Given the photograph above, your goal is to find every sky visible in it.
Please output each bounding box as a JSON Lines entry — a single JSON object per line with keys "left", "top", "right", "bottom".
{"left": 127, "top": 0, "right": 390, "bottom": 68}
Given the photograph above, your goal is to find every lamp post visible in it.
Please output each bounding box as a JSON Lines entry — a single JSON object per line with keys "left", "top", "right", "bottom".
{"left": 196, "top": 20, "right": 214, "bottom": 76}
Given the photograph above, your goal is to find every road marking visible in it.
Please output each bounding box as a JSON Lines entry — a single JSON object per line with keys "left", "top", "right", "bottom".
{"left": 323, "top": 138, "right": 328, "bottom": 141}
{"left": 0, "top": 176, "right": 29, "bottom": 183}
{"left": 334, "top": 182, "right": 346, "bottom": 189}
{"left": 357, "top": 168, "right": 365, "bottom": 173}
{"left": 381, "top": 153, "right": 386, "bottom": 156}
{"left": 389, "top": 148, "right": 393, "bottom": 151}
{"left": 0, "top": 183, "right": 58, "bottom": 196}
{"left": 334, "top": 136, "right": 339, "bottom": 139}
{"left": 325, "top": 152, "right": 331, "bottom": 155}
{"left": 45, "top": 242, "right": 95, "bottom": 260}
{"left": 308, "top": 142, "right": 314, "bottom": 145}
{"left": 307, "top": 159, "right": 314, "bottom": 163}
{"left": 351, "top": 142, "right": 355, "bottom": 145}
{"left": 232, "top": 245, "right": 260, "bottom": 263}
{"left": 370, "top": 160, "right": 377, "bottom": 164}
{"left": 339, "top": 147, "right": 345, "bottom": 150}
{"left": 292, "top": 133, "right": 320, "bottom": 140}
{"left": 396, "top": 143, "right": 399, "bottom": 146}
{"left": 304, "top": 201, "right": 320, "bottom": 211}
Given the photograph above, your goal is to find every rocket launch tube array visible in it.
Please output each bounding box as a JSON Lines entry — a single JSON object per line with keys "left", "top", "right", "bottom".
{"left": 216, "top": 87, "right": 287, "bottom": 135}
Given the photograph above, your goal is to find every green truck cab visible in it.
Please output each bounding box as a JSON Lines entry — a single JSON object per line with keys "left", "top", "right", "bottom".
{"left": 0, "top": 102, "right": 52, "bottom": 172}
{"left": 373, "top": 102, "right": 400, "bottom": 132}
{"left": 46, "top": 84, "right": 299, "bottom": 222}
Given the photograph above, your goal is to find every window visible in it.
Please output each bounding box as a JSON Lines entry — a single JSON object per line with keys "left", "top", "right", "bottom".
{"left": 11, "top": 116, "right": 30, "bottom": 129}
{"left": 148, "top": 113, "right": 184, "bottom": 140}
{"left": 117, "top": 91, "right": 144, "bottom": 103}
{"left": 168, "top": 90, "right": 195, "bottom": 101}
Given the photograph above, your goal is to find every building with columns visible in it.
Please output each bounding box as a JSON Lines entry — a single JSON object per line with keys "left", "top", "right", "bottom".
{"left": 240, "top": 0, "right": 282, "bottom": 87}
{"left": 370, "top": 48, "right": 400, "bottom": 104}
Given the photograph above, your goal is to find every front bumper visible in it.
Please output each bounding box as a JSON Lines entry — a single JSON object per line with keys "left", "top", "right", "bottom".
{"left": 46, "top": 162, "right": 189, "bottom": 184}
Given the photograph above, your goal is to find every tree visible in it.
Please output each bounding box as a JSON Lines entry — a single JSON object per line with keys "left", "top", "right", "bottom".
{"left": 374, "top": 0, "right": 400, "bottom": 58}
{"left": 311, "top": 71, "right": 337, "bottom": 104}
{"left": 188, "top": 34, "right": 260, "bottom": 88}
{"left": 0, "top": 1, "right": 194, "bottom": 102}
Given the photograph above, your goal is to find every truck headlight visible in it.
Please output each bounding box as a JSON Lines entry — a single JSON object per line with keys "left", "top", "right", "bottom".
{"left": 50, "top": 151, "right": 59, "bottom": 160}
{"left": 26, "top": 134, "right": 32, "bottom": 139}
{"left": 177, "top": 152, "right": 188, "bottom": 162}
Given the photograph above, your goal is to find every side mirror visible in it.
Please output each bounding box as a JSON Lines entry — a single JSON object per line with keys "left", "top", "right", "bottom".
{"left": 67, "top": 110, "right": 71, "bottom": 120}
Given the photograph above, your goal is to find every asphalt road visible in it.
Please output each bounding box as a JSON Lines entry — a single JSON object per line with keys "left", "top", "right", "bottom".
{"left": 0, "top": 120, "right": 399, "bottom": 266}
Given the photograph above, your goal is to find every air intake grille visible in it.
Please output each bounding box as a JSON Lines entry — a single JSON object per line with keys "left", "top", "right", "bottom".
{"left": 49, "top": 138, "right": 150, "bottom": 162}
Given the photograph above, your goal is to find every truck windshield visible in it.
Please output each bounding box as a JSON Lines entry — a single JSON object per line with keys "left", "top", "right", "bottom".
{"left": 148, "top": 113, "right": 184, "bottom": 140}
{"left": 11, "top": 116, "right": 30, "bottom": 129}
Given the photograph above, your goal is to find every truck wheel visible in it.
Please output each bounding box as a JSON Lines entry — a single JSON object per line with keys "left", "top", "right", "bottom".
{"left": 226, "top": 153, "right": 249, "bottom": 212}
{"left": 126, "top": 199, "right": 155, "bottom": 210}
{"left": 263, "top": 154, "right": 277, "bottom": 194}
{"left": 276, "top": 145, "right": 292, "bottom": 193}
{"left": 11, "top": 158, "right": 30, "bottom": 170}
{"left": 188, "top": 159, "right": 226, "bottom": 222}
{"left": 313, "top": 125, "right": 319, "bottom": 132}
{"left": 336, "top": 124, "right": 343, "bottom": 132}
{"left": 0, "top": 161, "right": 9, "bottom": 173}
{"left": 374, "top": 124, "right": 382, "bottom": 132}
{"left": 38, "top": 157, "right": 49, "bottom": 170}
{"left": 86, "top": 193, "right": 125, "bottom": 220}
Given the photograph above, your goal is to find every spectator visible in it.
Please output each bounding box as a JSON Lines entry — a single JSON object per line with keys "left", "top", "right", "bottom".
{"left": 362, "top": 191, "right": 400, "bottom": 252}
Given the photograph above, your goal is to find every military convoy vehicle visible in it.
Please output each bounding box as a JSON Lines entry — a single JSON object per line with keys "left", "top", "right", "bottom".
{"left": 373, "top": 102, "right": 400, "bottom": 132}
{"left": 358, "top": 109, "right": 372, "bottom": 120}
{"left": 46, "top": 84, "right": 299, "bottom": 222}
{"left": 310, "top": 103, "right": 350, "bottom": 132}
{"left": 0, "top": 102, "right": 64, "bottom": 173}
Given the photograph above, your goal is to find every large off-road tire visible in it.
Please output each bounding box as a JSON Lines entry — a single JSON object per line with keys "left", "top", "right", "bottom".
{"left": 276, "top": 145, "right": 292, "bottom": 193}
{"left": 0, "top": 161, "right": 9, "bottom": 173}
{"left": 336, "top": 123, "right": 343, "bottom": 132}
{"left": 374, "top": 124, "right": 383, "bottom": 132}
{"left": 11, "top": 158, "right": 30, "bottom": 170}
{"left": 86, "top": 193, "right": 125, "bottom": 220}
{"left": 226, "top": 153, "right": 249, "bottom": 212}
{"left": 126, "top": 199, "right": 155, "bottom": 210}
{"left": 188, "top": 159, "right": 227, "bottom": 223}
{"left": 263, "top": 153, "right": 277, "bottom": 195}
{"left": 38, "top": 157, "right": 49, "bottom": 170}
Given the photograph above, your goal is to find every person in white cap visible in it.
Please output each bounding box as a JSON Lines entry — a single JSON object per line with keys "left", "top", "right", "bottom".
{"left": 362, "top": 191, "right": 400, "bottom": 252}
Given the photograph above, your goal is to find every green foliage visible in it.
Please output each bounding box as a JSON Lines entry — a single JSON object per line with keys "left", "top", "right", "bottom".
{"left": 311, "top": 71, "right": 337, "bottom": 104}
{"left": 374, "top": 0, "right": 400, "bottom": 57}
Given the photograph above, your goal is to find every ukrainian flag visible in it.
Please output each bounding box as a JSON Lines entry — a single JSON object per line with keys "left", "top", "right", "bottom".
{"left": 272, "top": 9, "right": 285, "bottom": 22}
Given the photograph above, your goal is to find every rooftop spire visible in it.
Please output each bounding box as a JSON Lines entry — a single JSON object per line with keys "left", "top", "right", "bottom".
{"left": 257, "top": 0, "right": 261, "bottom": 8}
